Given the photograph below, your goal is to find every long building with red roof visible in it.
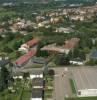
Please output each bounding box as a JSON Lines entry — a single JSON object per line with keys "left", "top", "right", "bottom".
{"left": 26, "top": 38, "right": 39, "bottom": 47}
{"left": 64, "top": 38, "right": 80, "bottom": 50}
{"left": 16, "top": 38, "right": 39, "bottom": 66}
{"left": 41, "top": 38, "right": 80, "bottom": 54}
{"left": 15, "top": 49, "right": 37, "bottom": 66}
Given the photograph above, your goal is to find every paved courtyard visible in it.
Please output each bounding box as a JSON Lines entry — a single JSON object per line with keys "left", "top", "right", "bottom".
{"left": 53, "top": 66, "right": 97, "bottom": 100}
{"left": 71, "top": 67, "right": 97, "bottom": 90}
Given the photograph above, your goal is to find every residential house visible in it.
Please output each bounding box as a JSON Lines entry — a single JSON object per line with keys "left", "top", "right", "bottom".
{"left": 70, "top": 15, "right": 84, "bottom": 21}
{"left": 55, "top": 27, "right": 73, "bottom": 33}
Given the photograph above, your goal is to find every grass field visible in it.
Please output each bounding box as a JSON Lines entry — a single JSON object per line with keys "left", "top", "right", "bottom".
{"left": 69, "top": 79, "right": 76, "bottom": 94}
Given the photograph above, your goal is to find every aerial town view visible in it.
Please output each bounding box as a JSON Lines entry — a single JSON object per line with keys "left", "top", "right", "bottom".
{"left": 1, "top": 0, "right": 97, "bottom": 100}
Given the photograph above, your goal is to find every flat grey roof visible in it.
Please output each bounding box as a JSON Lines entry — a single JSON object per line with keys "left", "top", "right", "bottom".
{"left": 32, "top": 78, "right": 44, "bottom": 87}
{"left": 0, "top": 59, "right": 9, "bottom": 66}
{"left": 13, "top": 70, "right": 43, "bottom": 76}
{"left": 71, "top": 67, "right": 97, "bottom": 90}
{"left": 32, "top": 88, "right": 43, "bottom": 98}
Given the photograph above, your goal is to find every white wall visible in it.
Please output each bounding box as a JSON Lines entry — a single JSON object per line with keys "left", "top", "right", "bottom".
{"left": 78, "top": 89, "right": 97, "bottom": 97}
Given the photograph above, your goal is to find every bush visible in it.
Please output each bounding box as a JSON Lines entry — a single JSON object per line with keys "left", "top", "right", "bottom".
{"left": 48, "top": 69, "right": 55, "bottom": 76}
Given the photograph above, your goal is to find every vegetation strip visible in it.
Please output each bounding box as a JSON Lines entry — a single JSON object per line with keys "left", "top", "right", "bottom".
{"left": 69, "top": 79, "right": 76, "bottom": 94}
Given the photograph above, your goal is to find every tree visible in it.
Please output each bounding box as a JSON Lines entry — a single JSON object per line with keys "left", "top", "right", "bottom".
{"left": 36, "top": 42, "right": 49, "bottom": 57}
{"left": 2, "top": 45, "right": 13, "bottom": 53}
{"left": 23, "top": 72, "right": 30, "bottom": 80}
{"left": 4, "top": 32, "right": 14, "bottom": 42}
{"left": 13, "top": 40, "right": 23, "bottom": 50}
{"left": 0, "top": 66, "right": 10, "bottom": 91}
{"left": 73, "top": 48, "right": 79, "bottom": 58}
{"left": 48, "top": 69, "right": 55, "bottom": 76}
{"left": 0, "top": 35, "right": 3, "bottom": 41}
{"left": 86, "top": 59, "right": 97, "bottom": 66}
{"left": 55, "top": 54, "right": 70, "bottom": 66}
{"left": 24, "top": 33, "right": 33, "bottom": 42}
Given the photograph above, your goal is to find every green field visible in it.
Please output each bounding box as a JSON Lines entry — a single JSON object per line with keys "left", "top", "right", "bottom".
{"left": 69, "top": 79, "right": 76, "bottom": 94}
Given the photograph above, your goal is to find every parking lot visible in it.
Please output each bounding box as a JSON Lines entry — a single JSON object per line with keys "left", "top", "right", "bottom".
{"left": 71, "top": 67, "right": 97, "bottom": 90}
{"left": 53, "top": 66, "right": 97, "bottom": 100}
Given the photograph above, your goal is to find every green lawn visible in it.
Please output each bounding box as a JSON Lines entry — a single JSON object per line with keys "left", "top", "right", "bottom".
{"left": 44, "top": 75, "right": 54, "bottom": 99}
{"left": 69, "top": 79, "right": 77, "bottom": 94}
{"left": 65, "top": 97, "right": 97, "bottom": 100}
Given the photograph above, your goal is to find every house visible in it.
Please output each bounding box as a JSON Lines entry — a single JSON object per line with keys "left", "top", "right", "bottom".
{"left": 70, "top": 15, "right": 84, "bottom": 21}
{"left": 38, "top": 21, "right": 50, "bottom": 27}
{"left": 55, "top": 27, "right": 73, "bottom": 33}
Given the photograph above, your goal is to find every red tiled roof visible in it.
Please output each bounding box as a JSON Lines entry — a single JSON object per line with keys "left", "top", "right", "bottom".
{"left": 15, "top": 49, "right": 37, "bottom": 65}
{"left": 26, "top": 39, "right": 39, "bottom": 47}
